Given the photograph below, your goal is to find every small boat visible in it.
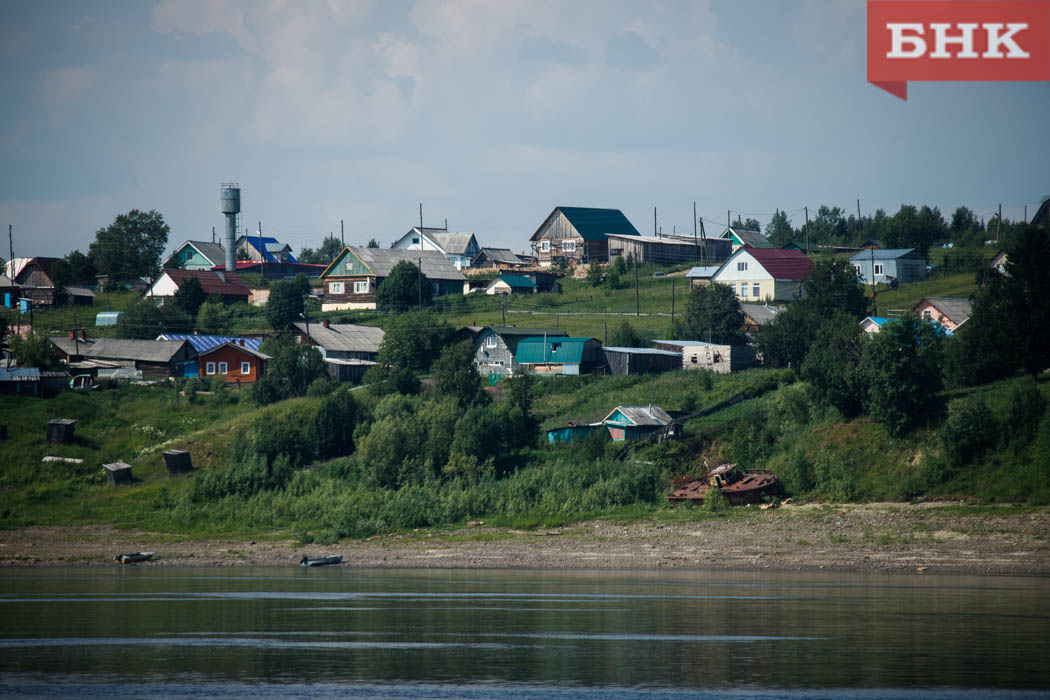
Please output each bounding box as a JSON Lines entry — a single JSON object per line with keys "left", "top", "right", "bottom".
{"left": 114, "top": 552, "right": 155, "bottom": 564}
{"left": 667, "top": 463, "right": 779, "bottom": 506}
{"left": 300, "top": 555, "right": 342, "bottom": 567}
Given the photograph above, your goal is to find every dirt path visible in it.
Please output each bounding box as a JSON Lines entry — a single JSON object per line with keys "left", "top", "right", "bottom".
{"left": 2, "top": 502, "right": 1049, "bottom": 576}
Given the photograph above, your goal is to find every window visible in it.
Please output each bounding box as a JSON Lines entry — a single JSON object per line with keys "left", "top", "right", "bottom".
{"left": 328, "top": 281, "right": 344, "bottom": 294}
{"left": 432, "top": 282, "right": 441, "bottom": 295}
{"left": 353, "top": 280, "right": 369, "bottom": 294}
{"left": 205, "top": 362, "right": 216, "bottom": 375}
{"left": 740, "top": 282, "right": 748, "bottom": 298}
{"left": 412, "top": 237, "right": 419, "bottom": 244}
{"left": 737, "top": 262, "right": 748, "bottom": 271}
{"left": 874, "top": 263, "right": 884, "bottom": 276}
{"left": 186, "top": 250, "right": 194, "bottom": 259}
{"left": 562, "top": 240, "right": 576, "bottom": 252}
{"left": 486, "top": 336, "right": 497, "bottom": 348}
{"left": 853, "top": 264, "right": 862, "bottom": 275}
{"left": 922, "top": 309, "right": 932, "bottom": 320}
{"left": 218, "top": 362, "right": 228, "bottom": 375}
{"left": 241, "top": 362, "right": 251, "bottom": 375}
{"left": 753, "top": 283, "right": 760, "bottom": 298}
{"left": 540, "top": 241, "right": 550, "bottom": 252}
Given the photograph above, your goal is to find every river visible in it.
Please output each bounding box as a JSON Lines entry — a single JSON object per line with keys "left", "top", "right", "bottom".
{"left": 0, "top": 567, "right": 1047, "bottom": 698}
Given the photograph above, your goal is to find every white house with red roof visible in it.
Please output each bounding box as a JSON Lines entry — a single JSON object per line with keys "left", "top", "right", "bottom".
{"left": 147, "top": 269, "right": 251, "bottom": 305}
{"left": 710, "top": 247, "right": 812, "bottom": 302}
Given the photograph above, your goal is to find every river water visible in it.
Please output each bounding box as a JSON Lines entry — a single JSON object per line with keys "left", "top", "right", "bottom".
{"left": 0, "top": 567, "right": 1047, "bottom": 698}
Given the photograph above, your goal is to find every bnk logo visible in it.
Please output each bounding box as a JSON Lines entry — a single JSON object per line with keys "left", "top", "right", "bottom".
{"left": 867, "top": 0, "right": 1050, "bottom": 100}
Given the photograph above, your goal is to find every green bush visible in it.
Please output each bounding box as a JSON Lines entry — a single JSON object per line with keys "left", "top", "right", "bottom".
{"left": 941, "top": 395, "right": 998, "bottom": 467}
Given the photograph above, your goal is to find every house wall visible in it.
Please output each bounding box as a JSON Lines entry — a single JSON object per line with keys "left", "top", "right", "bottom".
{"left": 533, "top": 211, "right": 594, "bottom": 265}
{"left": 170, "top": 246, "right": 215, "bottom": 270}
{"left": 200, "top": 346, "right": 264, "bottom": 383}
{"left": 915, "top": 300, "right": 963, "bottom": 331}
{"left": 473, "top": 330, "right": 516, "bottom": 375}
{"left": 603, "top": 350, "right": 681, "bottom": 375}
{"left": 680, "top": 344, "right": 754, "bottom": 374}
{"left": 853, "top": 255, "right": 927, "bottom": 284}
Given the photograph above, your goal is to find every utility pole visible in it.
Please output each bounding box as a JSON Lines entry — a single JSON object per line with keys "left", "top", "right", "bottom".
{"left": 699, "top": 218, "right": 707, "bottom": 266}
{"left": 653, "top": 207, "right": 657, "bottom": 236}
{"left": 671, "top": 279, "right": 675, "bottom": 323}
{"left": 1025, "top": 205, "right": 1028, "bottom": 222}
{"left": 211, "top": 226, "right": 216, "bottom": 244}
{"left": 500, "top": 295, "right": 505, "bottom": 325}
{"left": 857, "top": 199, "right": 863, "bottom": 240}
{"left": 258, "top": 221, "right": 264, "bottom": 280}
{"left": 603, "top": 319, "right": 608, "bottom": 345}
{"left": 73, "top": 311, "right": 80, "bottom": 361}
{"left": 804, "top": 206, "right": 810, "bottom": 255}
{"left": 693, "top": 202, "right": 699, "bottom": 263}
{"left": 870, "top": 243, "right": 878, "bottom": 316}
{"left": 419, "top": 203, "right": 423, "bottom": 230}
{"left": 727, "top": 210, "right": 731, "bottom": 233}
{"left": 997, "top": 203, "right": 1002, "bottom": 243}
{"left": 634, "top": 250, "right": 639, "bottom": 317}
{"left": 8, "top": 224, "right": 12, "bottom": 265}
{"left": 340, "top": 219, "right": 345, "bottom": 247}
{"left": 417, "top": 256, "right": 422, "bottom": 310}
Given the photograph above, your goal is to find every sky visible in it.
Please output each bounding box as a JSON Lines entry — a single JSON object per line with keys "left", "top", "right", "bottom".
{"left": 1, "top": 0, "right": 1048, "bottom": 261}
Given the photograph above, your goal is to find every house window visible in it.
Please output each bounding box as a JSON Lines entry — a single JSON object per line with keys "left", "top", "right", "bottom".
{"left": 186, "top": 250, "right": 194, "bottom": 259}
{"left": 737, "top": 262, "right": 747, "bottom": 271}
{"left": 854, "top": 264, "right": 862, "bottom": 276}
{"left": 353, "top": 280, "right": 369, "bottom": 294}
{"left": 562, "top": 240, "right": 577, "bottom": 252}
{"left": 241, "top": 362, "right": 251, "bottom": 375}
{"left": 740, "top": 282, "right": 748, "bottom": 297}
{"left": 412, "top": 237, "right": 419, "bottom": 244}
{"left": 328, "top": 281, "right": 344, "bottom": 294}
{"left": 432, "top": 281, "right": 441, "bottom": 295}
{"left": 205, "top": 362, "right": 216, "bottom": 375}
{"left": 540, "top": 241, "right": 550, "bottom": 252}
{"left": 922, "top": 309, "right": 932, "bottom": 320}
{"left": 486, "top": 336, "right": 497, "bottom": 348}
{"left": 874, "top": 263, "right": 884, "bottom": 276}
{"left": 218, "top": 362, "right": 228, "bottom": 375}
{"left": 753, "top": 283, "right": 760, "bottom": 297}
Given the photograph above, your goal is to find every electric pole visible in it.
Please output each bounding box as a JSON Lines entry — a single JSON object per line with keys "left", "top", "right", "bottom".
{"left": 804, "top": 206, "right": 810, "bottom": 255}
{"left": 693, "top": 202, "right": 699, "bottom": 263}
{"left": 419, "top": 203, "right": 423, "bottom": 230}
{"left": 418, "top": 256, "right": 422, "bottom": 310}
{"left": 634, "top": 250, "right": 639, "bottom": 317}
{"left": 341, "top": 219, "right": 345, "bottom": 247}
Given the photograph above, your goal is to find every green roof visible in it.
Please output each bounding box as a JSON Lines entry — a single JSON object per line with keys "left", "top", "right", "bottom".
{"left": 515, "top": 337, "right": 595, "bottom": 364}
{"left": 538, "top": 207, "right": 641, "bottom": 242}
{"left": 496, "top": 274, "right": 537, "bottom": 288}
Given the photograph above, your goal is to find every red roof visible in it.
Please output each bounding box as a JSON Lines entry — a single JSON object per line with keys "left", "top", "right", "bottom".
{"left": 212, "top": 261, "right": 327, "bottom": 272}
{"left": 744, "top": 248, "right": 813, "bottom": 281}
{"left": 163, "top": 269, "right": 250, "bottom": 296}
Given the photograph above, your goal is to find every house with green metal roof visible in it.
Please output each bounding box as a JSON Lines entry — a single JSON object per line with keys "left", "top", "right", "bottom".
{"left": 529, "top": 206, "right": 640, "bottom": 266}
{"left": 720, "top": 226, "right": 774, "bottom": 251}
{"left": 514, "top": 336, "right": 604, "bottom": 375}
{"left": 485, "top": 274, "right": 537, "bottom": 295}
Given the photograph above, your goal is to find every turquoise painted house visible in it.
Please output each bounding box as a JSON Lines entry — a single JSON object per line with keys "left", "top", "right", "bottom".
{"left": 601, "top": 405, "right": 677, "bottom": 442}
{"left": 515, "top": 336, "right": 603, "bottom": 375}
{"left": 164, "top": 240, "right": 227, "bottom": 271}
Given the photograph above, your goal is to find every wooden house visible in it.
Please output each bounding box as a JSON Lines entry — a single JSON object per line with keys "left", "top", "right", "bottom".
{"left": 0, "top": 368, "right": 70, "bottom": 397}
{"left": 391, "top": 228, "right": 481, "bottom": 270}
{"left": 529, "top": 207, "right": 641, "bottom": 266}
{"left": 859, "top": 316, "right": 890, "bottom": 334}
{"left": 471, "top": 326, "right": 567, "bottom": 377}
{"left": 710, "top": 247, "right": 812, "bottom": 302}
{"left": 163, "top": 240, "right": 227, "bottom": 271}
{"left": 514, "top": 336, "right": 604, "bottom": 375}
{"left": 293, "top": 320, "right": 384, "bottom": 361}
{"left": 606, "top": 234, "right": 730, "bottom": 266}
{"left": 602, "top": 347, "right": 682, "bottom": 376}
{"left": 7, "top": 257, "right": 59, "bottom": 306}
{"left": 471, "top": 248, "right": 532, "bottom": 270}
{"left": 720, "top": 227, "right": 773, "bottom": 252}
{"left": 50, "top": 336, "right": 196, "bottom": 379}
{"left": 601, "top": 405, "right": 678, "bottom": 442}
{"left": 319, "top": 247, "right": 465, "bottom": 311}
{"left": 739, "top": 303, "right": 782, "bottom": 334}
{"left": 0, "top": 274, "right": 20, "bottom": 308}
{"left": 913, "top": 297, "right": 972, "bottom": 332}
{"left": 147, "top": 269, "right": 251, "bottom": 305}
{"left": 652, "top": 340, "right": 754, "bottom": 374}
{"left": 850, "top": 248, "right": 926, "bottom": 285}
{"left": 235, "top": 235, "right": 298, "bottom": 264}
{"left": 196, "top": 342, "right": 269, "bottom": 383}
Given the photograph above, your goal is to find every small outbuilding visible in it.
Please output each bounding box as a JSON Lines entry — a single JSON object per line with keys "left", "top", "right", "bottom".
{"left": 103, "top": 461, "right": 133, "bottom": 486}
{"left": 162, "top": 449, "right": 193, "bottom": 475}
{"left": 601, "top": 405, "right": 679, "bottom": 442}
{"left": 46, "top": 418, "right": 76, "bottom": 444}
{"left": 602, "top": 346, "right": 681, "bottom": 376}
{"left": 514, "top": 336, "right": 604, "bottom": 375}
{"left": 652, "top": 340, "right": 754, "bottom": 374}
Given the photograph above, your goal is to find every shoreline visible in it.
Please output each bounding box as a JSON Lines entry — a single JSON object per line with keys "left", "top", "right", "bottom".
{"left": 3, "top": 502, "right": 1049, "bottom": 576}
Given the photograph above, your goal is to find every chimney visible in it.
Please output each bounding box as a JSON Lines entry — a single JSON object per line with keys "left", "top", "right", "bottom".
{"left": 68, "top": 330, "right": 75, "bottom": 340}
{"left": 79, "top": 330, "right": 86, "bottom": 341}
{"left": 322, "top": 319, "right": 330, "bottom": 329}
{"left": 239, "top": 338, "right": 245, "bottom": 347}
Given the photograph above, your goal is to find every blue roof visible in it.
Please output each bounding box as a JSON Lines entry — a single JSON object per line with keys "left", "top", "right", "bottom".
{"left": 850, "top": 248, "right": 918, "bottom": 261}
{"left": 157, "top": 334, "right": 262, "bottom": 352}
{"left": 246, "top": 236, "right": 298, "bottom": 264}
{"left": 0, "top": 367, "right": 40, "bottom": 381}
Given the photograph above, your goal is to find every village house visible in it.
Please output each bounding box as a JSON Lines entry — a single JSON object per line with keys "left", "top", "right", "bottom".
{"left": 601, "top": 405, "right": 679, "bottom": 442}
{"left": 605, "top": 233, "right": 731, "bottom": 266}
{"left": 470, "top": 326, "right": 567, "bottom": 377}
{"left": 720, "top": 226, "right": 774, "bottom": 252}
{"left": 485, "top": 274, "right": 537, "bottom": 295}
{"left": 0, "top": 368, "right": 71, "bottom": 397}
{"left": 652, "top": 339, "right": 754, "bottom": 374}
{"left": 0, "top": 273, "right": 19, "bottom": 308}
{"left": 601, "top": 346, "right": 682, "bottom": 376}
{"left": 850, "top": 248, "right": 927, "bottom": 285}
{"left": 685, "top": 265, "right": 721, "bottom": 289}
{"left": 859, "top": 316, "right": 890, "bottom": 334}
{"left": 912, "top": 297, "right": 973, "bottom": 332}
{"left": 5, "top": 257, "right": 60, "bottom": 306}
{"left": 236, "top": 235, "right": 298, "bottom": 264}
{"left": 319, "top": 247, "right": 465, "bottom": 311}
{"left": 147, "top": 269, "right": 251, "bottom": 305}
{"left": 514, "top": 336, "right": 604, "bottom": 375}
{"left": 470, "top": 248, "right": 533, "bottom": 271}
{"left": 739, "top": 303, "right": 782, "bottom": 334}
{"left": 530, "top": 206, "right": 641, "bottom": 266}
{"left": 290, "top": 319, "right": 384, "bottom": 382}
{"left": 163, "top": 240, "right": 227, "bottom": 271}
{"left": 195, "top": 341, "right": 270, "bottom": 384}
{"left": 50, "top": 336, "right": 196, "bottom": 380}
{"left": 391, "top": 227, "right": 481, "bottom": 270}
{"left": 709, "top": 247, "right": 812, "bottom": 302}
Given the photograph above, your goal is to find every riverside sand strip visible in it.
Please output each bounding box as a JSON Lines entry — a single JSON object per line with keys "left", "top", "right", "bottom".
{"left": 2, "top": 503, "right": 1048, "bottom": 576}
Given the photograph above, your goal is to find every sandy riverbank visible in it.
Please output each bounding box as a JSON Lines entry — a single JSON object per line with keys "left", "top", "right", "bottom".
{"left": 2, "top": 502, "right": 1049, "bottom": 576}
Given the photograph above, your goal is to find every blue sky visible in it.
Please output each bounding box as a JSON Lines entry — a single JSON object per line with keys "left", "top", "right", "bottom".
{"left": 1, "top": 0, "right": 1047, "bottom": 260}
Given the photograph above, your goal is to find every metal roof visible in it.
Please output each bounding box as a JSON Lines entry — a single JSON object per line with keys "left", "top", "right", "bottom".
{"left": 238, "top": 236, "right": 298, "bottom": 263}
{"left": 722, "top": 248, "right": 812, "bottom": 281}
{"left": 722, "top": 227, "right": 773, "bottom": 248}
{"left": 171, "top": 240, "right": 226, "bottom": 266}
{"left": 62, "top": 286, "right": 95, "bottom": 297}
{"left": 849, "top": 248, "right": 920, "bottom": 261}
{"left": 493, "top": 274, "right": 537, "bottom": 289}
{"left": 917, "top": 297, "right": 973, "bottom": 325}
{"left": 292, "top": 321, "right": 385, "bottom": 354}
{"left": 431, "top": 233, "right": 477, "bottom": 256}
{"left": 474, "top": 248, "right": 529, "bottom": 265}
{"left": 50, "top": 337, "right": 190, "bottom": 363}
{"left": 197, "top": 342, "right": 271, "bottom": 361}
{"left": 157, "top": 334, "right": 262, "bottom": 352}
{"left": 739, "top": 303, "right": 781, "bottom": 326}
{"left": 602, "top": 346, "right": 682, "bottom": 357}
{"left": 157, "top": 269, "right": 251, "bottom": 296}
{"left": 602, "top": 405, "right": 674, "bottom": 427}
{"left": 685, "top": 266, "right": 720, "bottom": 278}
{"left": 327, "top": 247, "right": 465, "bottom": 281}
{"left": 651, "top": 339, "right": 723, "bottom": 348}
{"left": 532, "top": 207, "right": 641, "bottom": 242}
{"left": 515, "top": 336, "right": 596, "bottom": 364}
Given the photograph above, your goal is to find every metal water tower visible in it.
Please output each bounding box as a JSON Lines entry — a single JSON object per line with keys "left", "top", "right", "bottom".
{"left": 220, "top": 183, "right": 241, "bottom": 272}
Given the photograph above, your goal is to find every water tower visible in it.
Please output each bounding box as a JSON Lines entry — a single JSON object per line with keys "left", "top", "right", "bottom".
{"left": 220, "top": 183, "right": 241, "bottom": 272}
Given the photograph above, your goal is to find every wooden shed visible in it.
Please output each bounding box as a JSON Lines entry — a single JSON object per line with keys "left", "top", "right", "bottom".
{"left": 162, "top": 449, "right": 193, "bottom": 475}
{"left": 602, "top": 347, "right": 682, "bottom": 376}
{"left": 103, "top": 462, "right": 133, "bottom": 486}
{"left": 46, "top": 418, "right": 76, "bottom": 444}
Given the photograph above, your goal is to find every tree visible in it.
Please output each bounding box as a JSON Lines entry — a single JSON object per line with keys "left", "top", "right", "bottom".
{"left": 298, "top": 234, "right": 344, "bottom": 265}
{"left": 950, "top": 206, "right": 981, "bottom": 237}
{"left": 1002, "top": 224, "right": 1050, "bottom": 377}
{"left": 376, "top": 260, "right": 430, "bottom": 311}
{"left": 802, "top": 259, "right": 867, "bottom": 320}
{"left": 266, "top": 278, "right": 306, "bottom": 330}
{"left": 801, "top": 312, "right": 866, "bottom": 418}
{"left": 116, "top": 297, "right": 192, "bottom": 339}
{"left": 196, "top": 301, "right": 226, "bottom": 334}
{"left": 173, "top": 276, "right": 207, "bottom": 317}
{"left": 682, "top": 283, "right": 744, "bottom": 344}
{"left": 9, "top": 327, "right": 63, "bottom": 370}
{"left": 311, "top": 386, "right": 358, "bottom": 460}
{"left": 862, "top": 315, "right": 944, "bottom": 437}
{"left": 765, "top": 210, "right": 795, "bottom": 248}
{"left": 754, "top": 304, "right": 823, "bottom": 370}
{"left": 586, "top": 259, "right": 604, "bottom": 287}
{"left": 608, "top": 320, "right": 644, "bottom": 347}
{"left": 50, "top": 250, "right": 96, "bottom": 289}
{"left": 732, "top": 216, "right": 761, "bottom": 231}
{"left": 367, "top": 238, "right": 380, "bottom": 248}
{"left": 252, "top": 340, "right": 326, "bottom": 404}
{"left": 88, "top": 209, "right": 169, "bottom": 282}
{"left": 376, "top": 311, "right": 454, "bottom": 370}
{"left": 432, "top": 341, "right": 487, "bottom": 406}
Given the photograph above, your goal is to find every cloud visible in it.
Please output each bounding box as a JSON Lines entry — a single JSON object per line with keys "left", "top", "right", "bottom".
{"left": 31, "top": 66, "right": 97, "bottom": 110}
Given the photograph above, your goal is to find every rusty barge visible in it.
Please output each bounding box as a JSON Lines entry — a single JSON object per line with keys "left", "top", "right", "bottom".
{"left": 667, "top": 463, "right": 779, "bottom": 505}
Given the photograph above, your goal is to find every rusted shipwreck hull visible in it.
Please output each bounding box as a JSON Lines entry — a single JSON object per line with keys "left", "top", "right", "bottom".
{"left": 667, "top": 463, "right": 779, "bottom": 505}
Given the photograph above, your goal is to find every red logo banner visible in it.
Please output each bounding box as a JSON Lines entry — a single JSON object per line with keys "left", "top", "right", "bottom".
{"left": 867, "top": 0, "right": 1050, "bottom": 99}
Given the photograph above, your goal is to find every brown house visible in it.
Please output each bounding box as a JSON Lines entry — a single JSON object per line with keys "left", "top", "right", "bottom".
{"left": 50, "top": 336, "right": 195, "bottom": 379}
{"left": 529, "top": 207, "right": 641, "bottom": 266}
{"left": 318, "top": 246, "right": 465, "bottom": 311}
{"left": 197, "top": 342, "right": 270, "bottom": 383}
{"left": 8, "top": 257, "right": 59, "bottom": 306}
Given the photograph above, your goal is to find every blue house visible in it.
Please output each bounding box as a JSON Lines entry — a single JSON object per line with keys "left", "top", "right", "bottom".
{"left": 601, "top": 405, "right": 677, "bottom": 442}
{"left": 850, "top": 248, "right": 926, "bottom": 284}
